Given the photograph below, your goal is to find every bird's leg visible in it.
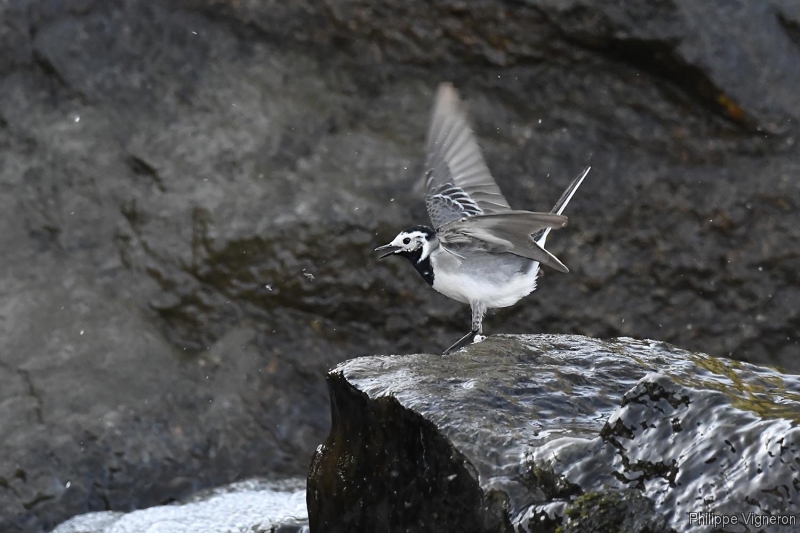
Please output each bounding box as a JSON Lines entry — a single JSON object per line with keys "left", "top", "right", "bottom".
{"left": 443, "top": 302, "right": 486, "bottom": 355}
{"left": 471, "top": 301, "right": 487, "bottom": 344}
{"left": 443, "top": 330, "right": 477, "bottom": 355}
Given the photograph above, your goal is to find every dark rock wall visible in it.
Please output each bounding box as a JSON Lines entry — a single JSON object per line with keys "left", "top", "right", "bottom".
{"left": 307, "top": 374, "right": 513, "bottom": 533}
{"left": 1, "top": 1, "right": 799, "bottom": 531}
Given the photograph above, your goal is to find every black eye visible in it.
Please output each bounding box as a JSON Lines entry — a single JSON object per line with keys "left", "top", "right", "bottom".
{"left": 403, "top": 237, "right": 411, "bottom": 245}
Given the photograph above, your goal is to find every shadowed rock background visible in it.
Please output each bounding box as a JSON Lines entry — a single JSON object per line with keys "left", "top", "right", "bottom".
{"left": 1, "top": 0, "right": 799, "bottom": 531}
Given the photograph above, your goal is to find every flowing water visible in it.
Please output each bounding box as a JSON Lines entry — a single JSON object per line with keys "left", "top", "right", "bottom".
{"left": 51, "top": 479, "right": 308, "bottom": 533}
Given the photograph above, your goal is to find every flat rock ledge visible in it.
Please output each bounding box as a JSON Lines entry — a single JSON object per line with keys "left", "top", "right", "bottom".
{"left": 307, "top": 334, "right": 800, "bottom": 533}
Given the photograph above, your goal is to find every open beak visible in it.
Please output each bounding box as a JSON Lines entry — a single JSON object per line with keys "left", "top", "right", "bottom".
{"left": 375, "top": 243, "right": 401, "bottom": 259}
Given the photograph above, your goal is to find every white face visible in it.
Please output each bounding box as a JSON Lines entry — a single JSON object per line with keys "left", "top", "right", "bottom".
{"left": 378, "top": 230, "right": 435, "bottom": 263}
{"left": 389, "top": 230, "right": 428, "bottom": 253}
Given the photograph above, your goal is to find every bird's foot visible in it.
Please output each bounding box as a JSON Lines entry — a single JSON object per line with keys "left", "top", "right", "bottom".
{"left": 443, "top": 330, "right": 478, "bottom": 355}
{"left": 472, "top": 334, "right": 486, "bottom": 344}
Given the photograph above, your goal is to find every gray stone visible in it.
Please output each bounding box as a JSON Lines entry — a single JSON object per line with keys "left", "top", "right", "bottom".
{"left": 308, "top": 334, "right": 800, "bottom": 532}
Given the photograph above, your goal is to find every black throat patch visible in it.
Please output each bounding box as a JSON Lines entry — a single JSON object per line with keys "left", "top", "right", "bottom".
{"left": 397, "top": 247, "right": 434, "bottom": 286}
{"left": 411, "top": 253, "right": 434, "bottom": 286}
{"left": 393, "top": 225, "right": 435, "bottom": 286}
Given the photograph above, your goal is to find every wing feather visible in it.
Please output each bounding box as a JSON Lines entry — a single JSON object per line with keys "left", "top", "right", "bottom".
{"left": 423, "top": 83, "right": 511, "bottom": 229}
{"left": 438, "top": 211, "right": 570, "bottom": 272}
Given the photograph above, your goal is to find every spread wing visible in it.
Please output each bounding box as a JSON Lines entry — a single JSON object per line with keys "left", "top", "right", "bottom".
{"left": 438, "top": 211, "right": 571, "bottom": 272}
{"left": 423, "top": 83, "right": 511, "bottom": 230}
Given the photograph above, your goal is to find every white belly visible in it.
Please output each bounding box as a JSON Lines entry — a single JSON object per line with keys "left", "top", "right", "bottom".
{"left": 431, "top": 255, "right": 540, "bottom": 308}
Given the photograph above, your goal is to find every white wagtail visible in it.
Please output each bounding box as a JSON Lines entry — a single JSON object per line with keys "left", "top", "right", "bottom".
{"left": 376, "top": 83, "right": 590, "bottom": 355}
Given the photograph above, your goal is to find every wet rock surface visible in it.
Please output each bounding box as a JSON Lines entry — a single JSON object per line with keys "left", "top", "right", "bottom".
{"left": 2, "top": 0, "right": 800, "bottom": 531}
{"left": 308, "top": 334, "right": 800, "bottom": 533}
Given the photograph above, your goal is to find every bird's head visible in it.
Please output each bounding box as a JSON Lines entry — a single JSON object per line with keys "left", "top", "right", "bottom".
{"left": 375, "top": 226, "right": 436, "bottom": 263}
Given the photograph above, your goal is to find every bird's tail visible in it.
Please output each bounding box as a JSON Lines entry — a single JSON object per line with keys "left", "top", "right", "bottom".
{"left": 535, "top": 166, "right": 590, "bottom": 248}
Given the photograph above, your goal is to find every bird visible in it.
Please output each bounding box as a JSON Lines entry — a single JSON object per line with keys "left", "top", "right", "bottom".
{"left": 376, "top": 83, "right": 590, "bottom": 355}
